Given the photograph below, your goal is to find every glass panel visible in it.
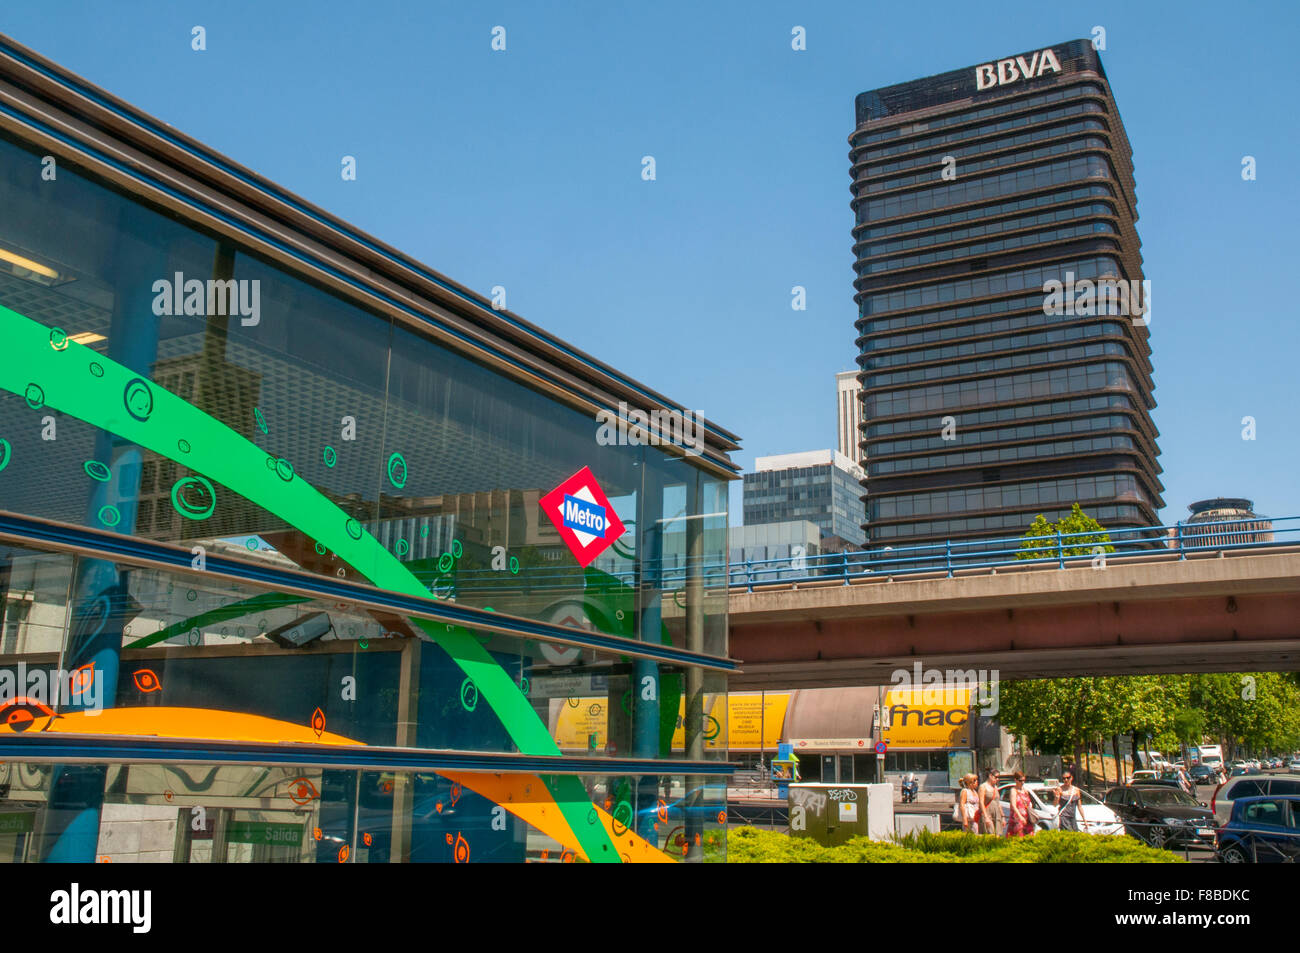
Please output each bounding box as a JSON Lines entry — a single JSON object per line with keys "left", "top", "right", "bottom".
{"left": 0, "top": 760, "right": 726, "bottom": 863}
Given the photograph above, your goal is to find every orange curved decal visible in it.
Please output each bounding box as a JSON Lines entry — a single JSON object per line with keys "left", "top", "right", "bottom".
{"left": 0, "top": 706, "right": 365, "bottom": 746}
{"left": 132, "top": 669, "right": 162, "bottom": 693}
{"left": 441, "top": 771, "right": 675, "bottom": 864}
{"left": 0, "top": 705, "right": 674, "bottom": 863}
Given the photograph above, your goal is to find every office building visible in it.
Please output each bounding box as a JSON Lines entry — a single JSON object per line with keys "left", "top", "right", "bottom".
{"left": 850, "top": 39, "right": 1164, "bottom": 550}
{"left": 742, "top": 450, "right": 866, "bottom": 549}
{"left": 836, "top": 370, "right": 865, "bottom": 465}
{"left": 728, "top": 520, "right": 822, "bottom": 583}
{"left": 1183, "top": 498, "right": 1274, "bottom": 548}
{"left": 0, "top": 34, "right": 738, "bottom": 863}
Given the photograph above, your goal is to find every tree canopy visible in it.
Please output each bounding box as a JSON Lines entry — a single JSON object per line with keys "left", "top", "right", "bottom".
{"left": 1000, "top": 673, "right": 1300, "bottom": 760}
{"left": 1016, "top": 502, "right": 1115, "bottom": 561}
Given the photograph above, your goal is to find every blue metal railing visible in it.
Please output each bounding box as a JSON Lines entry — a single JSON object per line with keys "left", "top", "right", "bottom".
{"left": 437, "top": 515, "right": 1300, "bottom": 597}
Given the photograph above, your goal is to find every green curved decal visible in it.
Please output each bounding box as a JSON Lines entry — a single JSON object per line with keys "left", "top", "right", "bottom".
{"left": 0, "top": 301, "right": 619, "bottom": 862}
{"left": 126, "top": 590, "right": 312, "bottom": 650}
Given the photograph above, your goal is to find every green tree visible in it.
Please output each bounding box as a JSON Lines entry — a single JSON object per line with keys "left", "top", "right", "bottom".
{"left": 1016, "top": 503, "right": 1115, "bottom": 562}
{"left": 1170, "top": 706, "right": 1206, "bottom": 764}
{"left": 1189, "top": 673, "right": 1300, "bottom": 758}
{"left": 1001, "top": 675, "right": 1186, "bottom": 782}
{"left": 999, "top": 677, "right": 1108, "bottom": 775}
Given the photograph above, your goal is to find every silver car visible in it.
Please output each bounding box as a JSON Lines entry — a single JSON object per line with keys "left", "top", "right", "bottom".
{"left": 998, "top": 782, "right": 1125, "bottom": 836}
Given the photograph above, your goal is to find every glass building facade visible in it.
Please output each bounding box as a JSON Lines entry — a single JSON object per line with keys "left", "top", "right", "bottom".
{"left": 849, "top": 39, "right": 1163, "bottom": 549}
{"left": 741, "top": 450, "right": 867, "bottom": 549}
{"left": 0, "top": 36, "right": 738, "bottom": 862}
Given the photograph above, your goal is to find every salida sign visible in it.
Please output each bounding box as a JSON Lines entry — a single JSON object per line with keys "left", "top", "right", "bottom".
{"left": 974, "top": 48, "right": 1062, "bottom": 90}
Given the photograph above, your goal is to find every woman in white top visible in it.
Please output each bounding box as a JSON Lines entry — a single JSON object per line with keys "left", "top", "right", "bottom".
{"left": 958, "top": 773, "right": 981, "bottom": 832}
{"left": 1051, "top": 770, "right": 1090, "bottom": 832}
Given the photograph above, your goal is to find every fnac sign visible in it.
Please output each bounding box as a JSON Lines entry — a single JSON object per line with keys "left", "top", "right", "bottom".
{"left": 882, "top": 687, "right": 972, "bottom": 749}
{"left": 974, "top": 48, "right": 1062, "bottom": 91}
{"left": 540, "top": 466, "right": 627, "bottom": 568}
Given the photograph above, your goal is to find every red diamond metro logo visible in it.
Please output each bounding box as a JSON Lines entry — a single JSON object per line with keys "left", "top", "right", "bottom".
{"left": 539, "top": 466, "right": 627, "bottom": 568}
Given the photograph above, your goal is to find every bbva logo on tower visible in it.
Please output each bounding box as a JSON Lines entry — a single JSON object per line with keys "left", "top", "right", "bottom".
{"left": 974, "top": 48, "right": 1062, "bottom": 90}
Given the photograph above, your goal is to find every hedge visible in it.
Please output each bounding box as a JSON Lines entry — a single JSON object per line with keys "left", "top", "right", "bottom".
{"left": 721, "top": 826, "right": 1184, "bottom": 863}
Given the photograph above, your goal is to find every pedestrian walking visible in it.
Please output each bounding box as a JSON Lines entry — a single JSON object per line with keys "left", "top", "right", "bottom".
{"left": 979, "top": 768, "right": 1004, "bottom": 835}
{"left": 1005, "top": 771, "right": 1035, "bottom": 837}
{"left": 956, "top": 773, "right": 981, "bottom": 832}
{"left": 1051, "top": 770, "right": 1089, "bottom": 832}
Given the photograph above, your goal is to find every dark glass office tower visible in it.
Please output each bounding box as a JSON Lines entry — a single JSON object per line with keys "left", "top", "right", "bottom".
{"left": 849, "top": 39, "right": 1163, "bottom": 550}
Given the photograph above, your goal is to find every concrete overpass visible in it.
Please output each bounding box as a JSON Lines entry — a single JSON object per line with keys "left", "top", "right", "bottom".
{"left": 727, "top": 548, "right": 1300, "bottom": 688}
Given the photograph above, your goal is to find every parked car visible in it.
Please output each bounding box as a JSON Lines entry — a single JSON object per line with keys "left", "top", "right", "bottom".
{"left": 1289, "top": 758, "right": 1300, "bottom": 772}
{"left": 1211, "top": 773, "right": 1300, "bottom": 825}
{"left": 1160, "top": 768, "right": 1195, "bottom": 794}
{"left": 1103, "top": 784, "right": 1217, "bottom": 850}
{"left": 998, "top": 781, "right": 1125, "bottom": 836}
{"left": 1189, "top": 765, "right": 1218, "bottom": 786}
{"left": 1215, "top": 795, "right": 1300, "bottom": 863}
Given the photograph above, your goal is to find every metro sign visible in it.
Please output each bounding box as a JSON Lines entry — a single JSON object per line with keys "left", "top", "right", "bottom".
{"left": 974, "top": 48, "right": 1062, "bottom": 91}
{"left": 539, "top": 466, "right": 627, "bottom": 568}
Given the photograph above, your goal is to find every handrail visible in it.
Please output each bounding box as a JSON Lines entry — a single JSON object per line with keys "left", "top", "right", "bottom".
{"left": 5, "top": 509, "right": 1292, "bottom": 601}
{"left": 435, "top": 515, "right": 1300, "bottom": 595}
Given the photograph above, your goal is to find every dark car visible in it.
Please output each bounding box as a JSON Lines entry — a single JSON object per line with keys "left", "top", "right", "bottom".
{"left": 1189, "top": 765, "right": 1218, "bottom": 786}
{"left": 1102, "top": 784, "right": 1217, "bottom": 850}
{"left": 1135, "top": 773, "right": 1195, "bottom": 796}
{"left": 1216, "top": 795, "right": 1300, "bottom": 863}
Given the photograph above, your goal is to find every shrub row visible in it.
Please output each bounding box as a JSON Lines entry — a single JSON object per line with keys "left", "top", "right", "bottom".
{"left": 723, "top": 826, "right": 1183, "bottom": 863}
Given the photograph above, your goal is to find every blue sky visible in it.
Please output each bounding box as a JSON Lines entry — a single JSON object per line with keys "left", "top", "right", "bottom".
{"left": 5, "top": 1, "right": 1297, "bottom": 528}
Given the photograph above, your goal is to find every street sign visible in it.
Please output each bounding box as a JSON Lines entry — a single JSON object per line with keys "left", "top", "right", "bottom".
{"left": 874, "top": 741, "right": 887, "bottom": 754}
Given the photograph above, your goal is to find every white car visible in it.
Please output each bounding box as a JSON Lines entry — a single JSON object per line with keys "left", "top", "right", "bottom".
{"left": 998, "top": 782, "right": 1125, "bottom": 836}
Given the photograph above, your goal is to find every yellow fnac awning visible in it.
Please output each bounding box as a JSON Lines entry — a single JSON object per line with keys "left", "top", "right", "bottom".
{"left": 881, "top": 686, "right": 972, "bottom": 749}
